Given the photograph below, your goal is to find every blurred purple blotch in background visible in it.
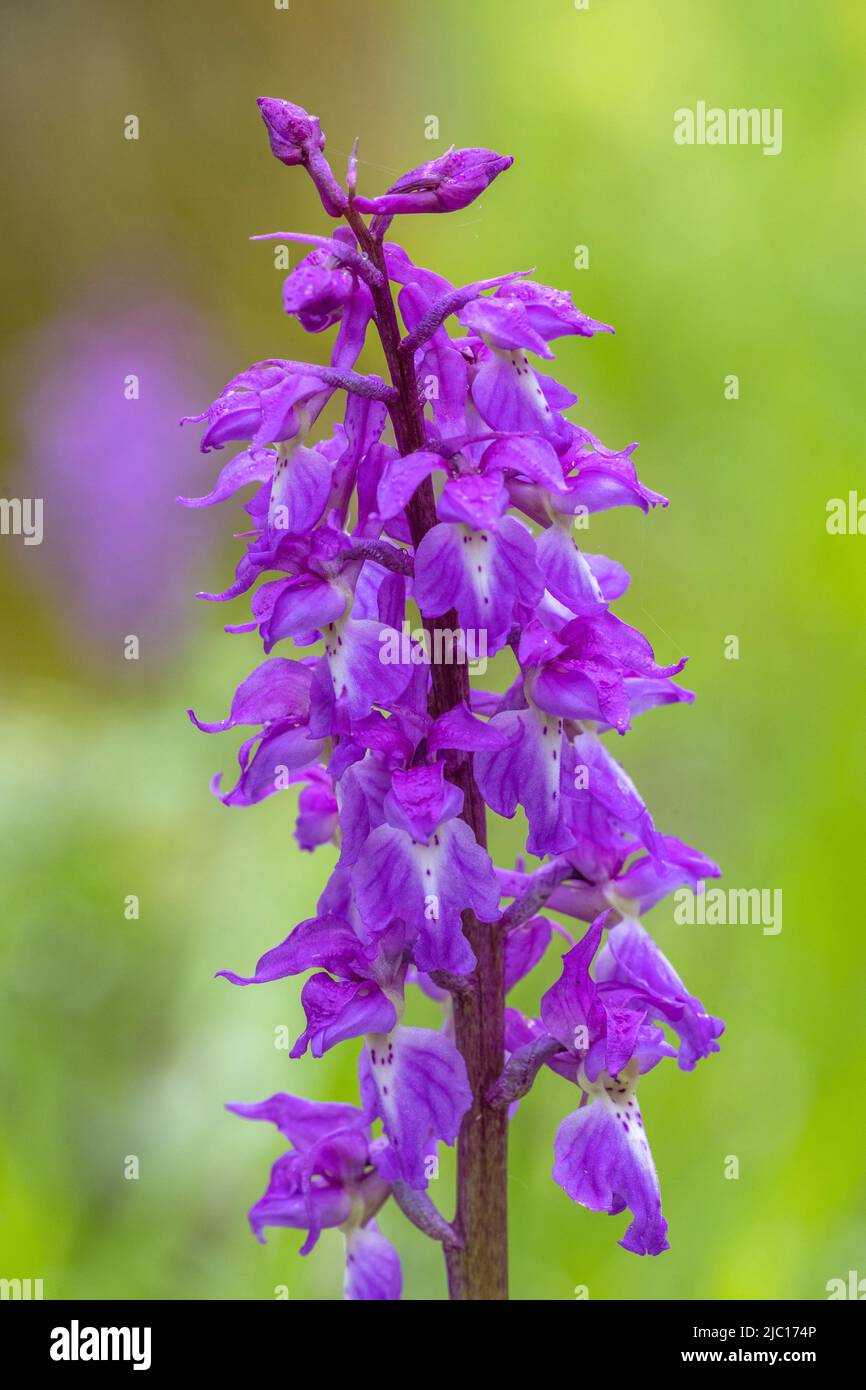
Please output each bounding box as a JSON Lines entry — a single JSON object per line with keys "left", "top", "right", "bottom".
{"left": 7, "top": 280, "right": 214, "bottom": 667}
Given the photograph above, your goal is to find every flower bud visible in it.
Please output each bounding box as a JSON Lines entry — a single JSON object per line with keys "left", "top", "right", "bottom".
{"left": 352, "top": 146, "right": 513, "bottom": 215}
{"left": 257, "top": 96, "right": 325, "bottom": 167}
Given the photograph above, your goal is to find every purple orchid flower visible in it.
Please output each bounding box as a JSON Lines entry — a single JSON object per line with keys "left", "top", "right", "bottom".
{"left": 595, "top": 915, "right": 725, "bottom": 1071}
{"left": 540, "top": 914, "right": 672, "bottom": 1256}
{"left": 522, "top": 611, "right": 688, "bottom": 735}
{"left": 351, "top": 762, "right": 501, "bottom": 976}
{"left": 183, "top": 98, "right": 724, "bottom": 1301}
{"left": 182, "top": 362, "right": 330, "bottom": 453}
{"left": 188, "top": 656, "right": 326, "bottom": 808}
{"left": 459, "top": 279, "right": 612, "bottom": 353}
{"left": 282, "top": 241, "right": 356, "bottom": 333}
{"left": 218, "top": 880, "right": 473, "bottom": 1187}
{"left": 413, "top": 488, "right": 544, "bottom": 656}
{"left": 257, "top": 98, "right": 347, "bottom": 216}
{"left": 351, "top": 145, "right": 513, "bottom": 216}
{"left": 359, "top": 1026, "right": 472, "bottom": 1189}
{"left": 292, "top": 767, "right": 339, "bottom": 850}
{"left": 228, "top": 1091, "right": 400, "bottom": 1299}
{"left": 256, "top": 98, "right": 326, "bottom": 168}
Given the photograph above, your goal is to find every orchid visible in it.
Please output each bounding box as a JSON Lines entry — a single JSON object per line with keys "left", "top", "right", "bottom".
{"left": 182, "top": 98, "right": 723, "bottom": 1300}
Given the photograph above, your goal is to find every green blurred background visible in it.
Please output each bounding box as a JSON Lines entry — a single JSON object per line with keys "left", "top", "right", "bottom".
{"left": 1, "top": 0, "right": 864, "bottom": 1301}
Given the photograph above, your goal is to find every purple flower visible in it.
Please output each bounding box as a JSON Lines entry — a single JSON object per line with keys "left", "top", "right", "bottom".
{"left": 257, "top": 98, "right": 326, "bottom": 167}
{"left": 595, "top": 916, "right": 725, "bottom": 1070}
{"left": 414, "top": 506, "right": 543, "bottom": 656}
{"left": 523, "top": 612, "right": 687, "bottom": 735}
{"left": 552, "top": 1091, "right": 668, "bottom": 1257}
{"left": 228, "top": 1092, "right": 401, "bottom": 1299}
{"left": 539, "top": 915, "right": 671, "bottom": 1255}
{"left": 216, "top": 901, "right": 402, "bottom": 1052}
{"left": 219, "top": 891, "right": 472, "bottom": 1187}
{"left": 184, "top": 98, "right": 724, "bottom": 1298}
{"left": 257, "top": 98, "right": 347, "bottom": 217}
{"left": 360, "top": 1026, "right": 472, "bottom": 1189}
{"left": 563, "top": 731, "right": 663, "bottom": 880}
{"left": 293, "top": 768, "right": 339, "bottom": 851}
{"left": 469, "top": 344, "right": 575, "bottom": 449}
{"left": 475, "top": 699, "right": 575, "bottom": 858}
{"left": 459, "top": 279, "right": 612, "bottom": 351}
{"left": 188, "top": 656, "right": 327, "bottom": 808}
{"left": 183, "top": 363, "right": 327, "bottom": 453}
{"left": 352, "top": 762, "right": 501, "bottom": 975}
{"left": 559, "top": 426, "right": 669, "bottom": 514}
{"left": 282, "top": 247, "right": 355, "bottom": 333}
{"left": 352, "top": 146, "right": 513, "bottom": 215}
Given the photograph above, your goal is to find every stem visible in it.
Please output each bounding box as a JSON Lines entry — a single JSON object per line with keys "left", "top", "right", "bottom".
{"left": 496, "top": 856, "right": 581, "bottom": 932}
{"left": 343, "top": 539, "right": 414, "bottom": 575}
{"left": 345, "top": 206, "right": 508, "bottom": 1299}
{"left": 486, "top": 1034, "right": 562, "bottom": 1110}
{"left": 397, "top": 268, "right": 531, "bottom": 356}
{"left": 264, "top": 359, "right": 397, "bottom": 401}
{"left": 390, "top": 1182, "right": 463, "bottom": 1248}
